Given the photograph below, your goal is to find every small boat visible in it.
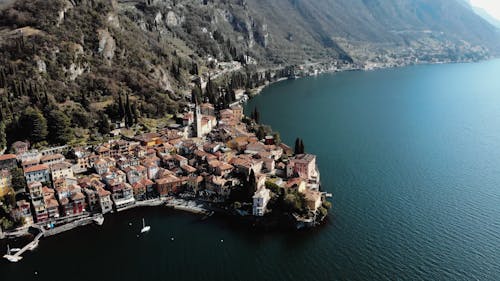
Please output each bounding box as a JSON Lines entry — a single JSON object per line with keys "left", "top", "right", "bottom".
{"left": 4, "top": 245, "right": 22, "bottom": 263}
{"left": 10, "top": 248, "right": 21, "bottom": 253}
{"left": 140, "top": 218, "right": 151, "bottom": 233}
{"left": 93, "top": 216, "right": 104, "bottom": 226}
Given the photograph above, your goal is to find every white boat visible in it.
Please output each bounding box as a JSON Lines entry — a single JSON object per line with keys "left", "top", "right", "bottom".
{"left": 140, "top": 218, "right": 151, "bottom": 233}
{"left": 93, "top": 216, "right": 104, "bottom": 226}
{"left": 4, "top": 245, "right": 22, "bottom": 263}
{"left": 10, "top": 248, "right": 21, "bottom": 253}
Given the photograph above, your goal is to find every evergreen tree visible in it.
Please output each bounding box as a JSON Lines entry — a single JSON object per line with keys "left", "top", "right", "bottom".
{"left": 252, "top": 107, "right": 260, "bottom": 124}
{"left": 295, "top": 138, "right": 301, "bottom": 155}
{"left": 97, "top": 112, "right": 111, "bottom": 135}
{"left": 247, "top": 169, "right": 256, "bottom": 199}
{"left": 0, "top": 121, "right": 6, "bottom": 150}
{"left": 118, "top": 93, "right": 125, "bottom": 120}
{"left": 10, "top": 167, "right": 26, "bottom": 192}
{"left": 47, "top": 110, "right": 73, "bottom": 145}
{"left": 18, "top": 107, "right": 47, "bottom": 143}
{"left": 125, "top": 94, "right": 134, "bottom": 128}
{"left": 299, "top": 139, "right": 305, "bottom": 154}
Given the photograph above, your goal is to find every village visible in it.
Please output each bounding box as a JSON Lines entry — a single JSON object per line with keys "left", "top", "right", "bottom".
{"left": 0, "top": 100, "right": 330, "bottom": 243}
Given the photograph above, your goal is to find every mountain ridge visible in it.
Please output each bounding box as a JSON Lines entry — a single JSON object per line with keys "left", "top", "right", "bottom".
{"left": 0, "top": 0, "right": 499, "bottom": 148}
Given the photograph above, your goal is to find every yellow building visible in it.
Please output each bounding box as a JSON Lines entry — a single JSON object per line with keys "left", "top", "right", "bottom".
{"left": 0, "top": 169, "right": 12, "bottom": 198}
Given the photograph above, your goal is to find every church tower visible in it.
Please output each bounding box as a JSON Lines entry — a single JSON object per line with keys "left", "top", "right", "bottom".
{"left": 195, "top": 101, "right": 202, "bottom": 138}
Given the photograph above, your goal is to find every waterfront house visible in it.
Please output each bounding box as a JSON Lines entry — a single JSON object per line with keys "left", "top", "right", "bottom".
{"left": 156, "top": 174, "right": 182, "bottom": 196}
{"left": 186, "top": 175, "right": 204, "bottom": 193}
{"left": 24, "top": 164, "right": 50, "bottom": 184}
{"left": 285, "top": 178, "right": 307, "bottom": 193}
{"left": 0, "top": 169, "right": 12, "bottom": 198}
{"left": 109, "top": 182, "right": 135, "bottom": 210}
{"left": 252, "top": 187, "right": 271, "bottom": 216}
{"left": 132, "top": 181, "right": 147, "bottom": 200}
{"left": 42, "top": 186, "right": 60, "bottom": 220}
{"left": 304, "top": 190, "right": 322, "bottom": 212}
{"left": 0, "top": 154, "right": 17, "bottom": 170}
{"left": 97, "top": 187, "right": 113, "bottom": 214}
{"left": 28, "top": 187, "right": 49, "bottom": 222}
{"left": 83, "top": 188, "right": 100, "bottom": 213}
{"left": 287, "top": 154, "right": 318, "bottom": 181}
{"left": 50, "top": 162, "right": 74, "bottom": 181}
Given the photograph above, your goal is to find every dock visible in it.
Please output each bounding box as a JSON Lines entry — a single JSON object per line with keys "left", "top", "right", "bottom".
{"left": 3, "top": 231, "right": 44, "bottom": 262}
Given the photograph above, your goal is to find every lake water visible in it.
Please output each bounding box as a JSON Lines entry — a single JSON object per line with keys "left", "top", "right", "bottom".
{"left": 2, "top": 60, "right": 500, "bottom": 280}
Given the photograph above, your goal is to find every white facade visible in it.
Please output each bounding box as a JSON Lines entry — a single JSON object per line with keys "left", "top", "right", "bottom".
{"left": 252, "top": 187, "right": 271, "bottom": 216}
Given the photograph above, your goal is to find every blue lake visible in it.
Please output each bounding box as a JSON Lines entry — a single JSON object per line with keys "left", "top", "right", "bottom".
{"left": 2, "top": 60, "right": 500, "bottom": 280}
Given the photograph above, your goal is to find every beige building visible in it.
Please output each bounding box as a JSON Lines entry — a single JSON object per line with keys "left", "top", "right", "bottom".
{"left": 50, "top": 162, "right": 74, "bottom": 181}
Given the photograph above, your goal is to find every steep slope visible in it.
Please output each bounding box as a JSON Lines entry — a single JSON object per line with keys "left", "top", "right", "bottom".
{"left": 0, "top": 0, "right": 499, "bottom": 148}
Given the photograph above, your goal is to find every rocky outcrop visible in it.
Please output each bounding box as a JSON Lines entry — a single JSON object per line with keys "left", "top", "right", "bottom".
{"left": 97, "top": 28, "right": 116, "bottom": 66}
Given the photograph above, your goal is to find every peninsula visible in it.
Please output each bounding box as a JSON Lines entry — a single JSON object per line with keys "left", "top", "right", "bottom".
{"left": 0, "top": 98, "right": 331, "bottom": 258}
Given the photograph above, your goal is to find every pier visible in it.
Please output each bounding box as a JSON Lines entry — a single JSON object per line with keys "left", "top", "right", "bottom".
{"left": 3, "top": 230, "right": 44, "bottom": 262}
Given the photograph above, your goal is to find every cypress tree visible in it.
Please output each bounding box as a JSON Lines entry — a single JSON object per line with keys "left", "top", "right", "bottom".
{"left": 125, "top": 94, "right": 134, "bottom": 127}
{"left": 295, "top": 138, "right": 301, "bottom": 155}
{"left": 247, "top": 169, "right": 256, "bottom": 199}
{"left": 118, "top": 93, "right": 125, "bottom": 120}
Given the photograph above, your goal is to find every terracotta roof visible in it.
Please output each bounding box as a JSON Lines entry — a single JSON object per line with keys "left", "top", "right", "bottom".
{"left": 50, "top": 162, "right": 72, "bottom": 171}
{"left": 40, "top": 153, "right": 64, "bottom": 162}
{"left": 97, "top": 187, "right": 111, "bottom": 197}
{"left": 24, "top": 164, "right": 49, "bottom": 173}
{"left": 0, "top": 154, "right": 16, "bottom": 161}
{"left": 156, "top": 175, "right": 181, "bottom": 184}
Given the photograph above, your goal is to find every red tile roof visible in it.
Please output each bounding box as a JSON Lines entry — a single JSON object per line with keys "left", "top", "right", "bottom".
{"left": 24, "top": 164, "right": 49, "bottom": 173}
{"left": 0, "top": 154, "right": 16, "bottom": 161}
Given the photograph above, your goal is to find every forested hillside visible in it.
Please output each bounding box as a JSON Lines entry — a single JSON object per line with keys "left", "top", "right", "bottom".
{"left": 0, "top": 0, "right": 498, "bottom": 149}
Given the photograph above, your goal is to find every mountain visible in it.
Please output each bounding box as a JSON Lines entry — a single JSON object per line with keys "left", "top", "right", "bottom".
{"left": 473, "top": 6, "right": 500, "bottom": 29}
{"left": 0, "top": 0, "right": 499, "bottom": 148}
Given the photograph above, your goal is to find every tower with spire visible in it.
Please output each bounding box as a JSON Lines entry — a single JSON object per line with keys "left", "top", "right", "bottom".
{"left": 195, "top": 100, "right": 202, "bottom": 138}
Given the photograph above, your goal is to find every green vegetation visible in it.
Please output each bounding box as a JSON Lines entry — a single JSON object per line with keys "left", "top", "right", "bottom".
{"left": 294, "top": 138, "right": 305, "bottom": 155}
{"left": 0, "top": 0, "right": 497, "bottom": 149}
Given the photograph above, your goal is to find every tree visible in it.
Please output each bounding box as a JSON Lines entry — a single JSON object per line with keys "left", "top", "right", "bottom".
{"left": 97, "top": 112, "right": 111, "bottom": 135}
{"left": 251, "top": 107, "right": 260, "bottom": 124}
{"left": 118, "top": 93, "right": 125, "bottom": 120}
{"left": 10, "top": 167, "right": 26, "bottom": 193}
{"left": 125, "top": 94, "right": 134, "bottom": 128}
{"left": 294, "top": 137, "right": 305, "bottom": 154}
{"left": 246, "top": 169, "right": 256, "bottom": 199}
{"left": 0, "top": 121, "right": 6, "bottom": 150}
{"left": 47, "top": 110, "right": 73, "bottom": 145}
{"left": 18, "top": 107, "right": 47, "bottom": 143}
{"left": 256, "top": 126, "right": 266, "bottom": 140}
{"left": 294, "top": 138, "right": 301, "bottom": 155}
